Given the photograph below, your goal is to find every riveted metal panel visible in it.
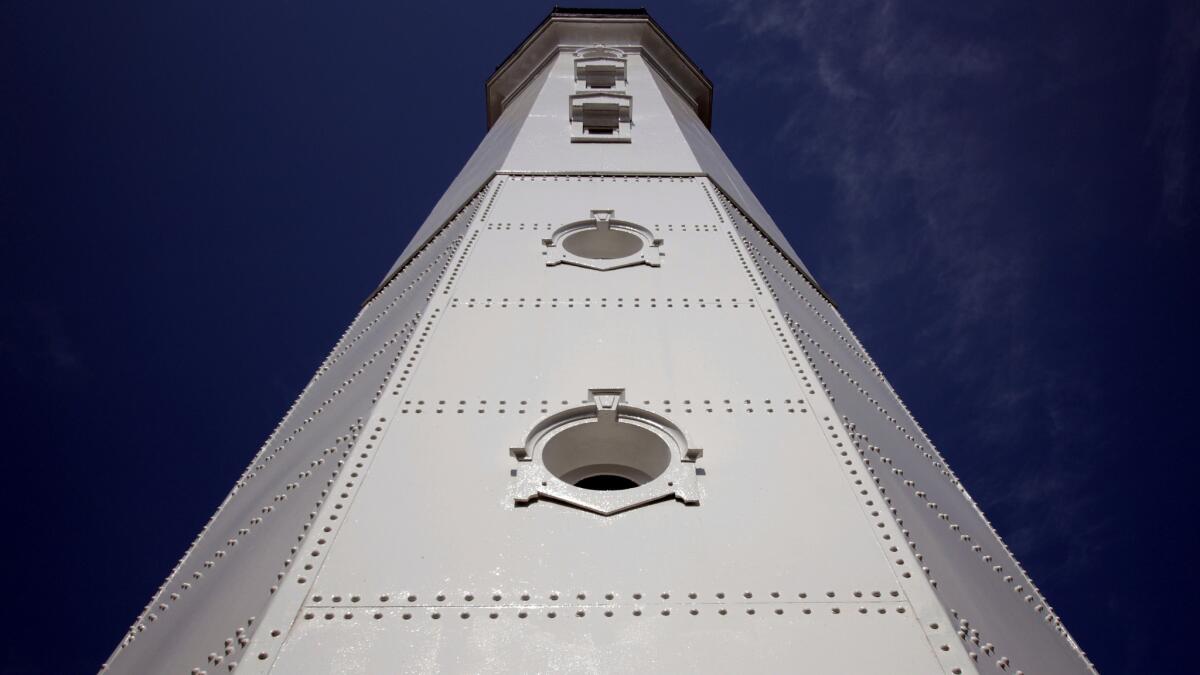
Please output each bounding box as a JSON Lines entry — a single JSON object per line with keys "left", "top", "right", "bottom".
{"left": 395, "top": 304, "right": 800, "bottom": 400}
{"left": 457, "top": 177, "right": 744, "bottom": 301}
{"left": 373, "top": 64, "right": 553, "bottom": 295}
{"left": 719, "top": 192, "right": 1095, "bottom": 674}
{"left": 484, "top": 175, "right": 719, "bottom": 227}
{"left": 267, "top": 606, "right": 948, "bottom": 674}
{"left": 101, "top": 191, "right": 486, "bottom": 674}
{"left": 305, "top": 405, "right": 903, "bottom": 596}
{"left": 653, "top": 66, "right": 816, "bottom": 284}
{"left": 229, "top": 174, "right": 973, "bottom": 674}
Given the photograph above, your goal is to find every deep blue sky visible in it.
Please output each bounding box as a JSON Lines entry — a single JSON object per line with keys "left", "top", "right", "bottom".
{"left": 2, "top": 2, "right": 1196, "bottom": 672}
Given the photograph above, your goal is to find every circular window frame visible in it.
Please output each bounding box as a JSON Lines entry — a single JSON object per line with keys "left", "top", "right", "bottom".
{"left": 509, "top": 389, "right": 702, "bottom": 515}
{"left": 543, "top": 210, "right": 663, "bottom": 271}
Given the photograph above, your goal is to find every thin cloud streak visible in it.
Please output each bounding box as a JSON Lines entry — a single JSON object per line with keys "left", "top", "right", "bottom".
{"left": 711, "top": 0, "right": 1027, "bottom": 400}
{"left": 1, "top": 302, "right": 83, "bottom": 379}
{"left": 704, "top": 0, "right": 1110, "bottom": 582}
{"left": 1149, "top": 0, "right": 1199, "bottom": 232}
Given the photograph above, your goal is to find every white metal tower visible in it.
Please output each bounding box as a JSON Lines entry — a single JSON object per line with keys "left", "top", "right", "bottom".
{"left": 104, "top": 9, "right": 1094, "bottom": 674}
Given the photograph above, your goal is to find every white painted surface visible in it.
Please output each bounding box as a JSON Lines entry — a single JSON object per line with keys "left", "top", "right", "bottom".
{"left": 375, "top": 65, "right": 551, "bottom": 292}
{"left": 102, "top": 197, "right": 482, "bottom": 674}
{"left": 230, "top": 173, "right": 974, "bottom": 674}
{"left": 724, "top": 202, "right": 1095, "bottom": 674}
{"left": 270, "top": 608, "right": 948, "bottom": 674}
{"left": 501, "top": 53, "right": 702, "bottom": 174}
{"left": 653, "top": 66, "right": 813, "bottom": 279}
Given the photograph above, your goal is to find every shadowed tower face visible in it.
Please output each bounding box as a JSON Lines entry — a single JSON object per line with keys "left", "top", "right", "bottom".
{"left": 104, "top": 9, "right": 1094, "bottom": 674}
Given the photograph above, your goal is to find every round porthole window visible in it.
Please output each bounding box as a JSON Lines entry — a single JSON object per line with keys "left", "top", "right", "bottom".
{"left": 543, "top": 210, "right": 663, "bottom": 271}
{"left": 509, "top": 389, "right": 703, "bottom": 515}
{"left": 542, "top": 417, "right": 672, "bottom": 490}
{"left": 561, "top": 226, "right": 645, "bottom": 260}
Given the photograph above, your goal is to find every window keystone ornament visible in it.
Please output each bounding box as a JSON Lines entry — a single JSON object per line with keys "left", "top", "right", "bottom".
{"left": 509, "top": 388, "right": 702, "bottom": 515}
{"left": 542, "top": 210, "right": 663, "bottom": 271}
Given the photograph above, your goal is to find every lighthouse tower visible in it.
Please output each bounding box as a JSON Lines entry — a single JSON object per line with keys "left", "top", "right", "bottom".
{"left": 104, "top": 9, "right": 1094, "bottom": 674}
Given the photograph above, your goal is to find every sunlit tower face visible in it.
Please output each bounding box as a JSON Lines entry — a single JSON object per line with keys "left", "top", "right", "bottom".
{"left": 104, "top": 9, "right": 1094, "bottom": 674}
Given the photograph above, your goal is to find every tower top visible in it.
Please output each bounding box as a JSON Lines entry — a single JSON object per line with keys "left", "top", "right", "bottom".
{"left": 486, "top": 7, "right": 713, "bottom": 128}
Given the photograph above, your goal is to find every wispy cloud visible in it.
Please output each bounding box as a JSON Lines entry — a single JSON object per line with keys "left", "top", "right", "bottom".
{"left": 710, "top": 0, "right": 1025, "bottom": 395}
{"left": 0, "top": 302, "right": 83, "bottom": 379}
{"left": 702, "top": 0, "right": 1115, "bottom": 578}
{"left": 712, "top": 0, "right": 1017, "bottom": 321}
{"left": 1149, "top": 0, "right": 1200, "bottom": 232}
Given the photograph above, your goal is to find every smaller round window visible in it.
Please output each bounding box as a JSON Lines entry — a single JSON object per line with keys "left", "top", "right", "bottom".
{"left": 561, "top": 227, "right": 644, "bottom": 260}
{"left": 543, "top": 211, "right": 663, "bottom": 271}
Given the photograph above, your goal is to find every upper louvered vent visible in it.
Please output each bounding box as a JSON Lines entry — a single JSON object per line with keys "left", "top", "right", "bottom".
{"left": 570, "top": 46, "right": 631, "bottom": 142}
